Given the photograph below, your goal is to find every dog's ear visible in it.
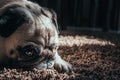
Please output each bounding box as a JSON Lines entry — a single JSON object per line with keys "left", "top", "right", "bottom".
{"left": 0, "top": 7, "right": 26, "bottom": 38}
{"left": 41, "top": 8, "right": 59, "bottom": 33}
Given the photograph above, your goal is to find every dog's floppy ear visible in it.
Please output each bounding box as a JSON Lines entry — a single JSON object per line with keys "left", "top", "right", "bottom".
{"left": 0, "top": 7, "right": 26, "bottom": 38}
{"left": 41, "top": 8, "right": 59, "bottom": 33}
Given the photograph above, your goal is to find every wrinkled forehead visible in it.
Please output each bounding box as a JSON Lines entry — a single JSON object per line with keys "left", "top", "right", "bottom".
{"left": 0, "top": 0, "right": 58, "bottom": 38}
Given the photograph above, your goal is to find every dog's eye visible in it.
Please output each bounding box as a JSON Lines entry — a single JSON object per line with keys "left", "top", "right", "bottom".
{"left": 23, "top": 45, "right": 39, "bottom": 57}
{"left": 25, "top": 49, "right": 34, "bottom": 57}
{"left": 17, "top": 45, "right": 40, "bottom": 62}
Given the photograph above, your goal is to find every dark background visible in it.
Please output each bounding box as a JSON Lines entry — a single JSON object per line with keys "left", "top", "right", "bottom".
{"left": 30, "top": 0, "right": 120, "bottom": 32}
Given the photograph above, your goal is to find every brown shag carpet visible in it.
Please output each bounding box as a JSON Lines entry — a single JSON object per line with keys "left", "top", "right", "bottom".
{"left": 0, "top": 30, "right": 120, "bottom": 80}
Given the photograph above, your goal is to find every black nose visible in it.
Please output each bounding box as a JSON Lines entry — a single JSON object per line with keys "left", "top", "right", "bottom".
{"left": 0, "top": 5, "right": 28, "bottom": 38}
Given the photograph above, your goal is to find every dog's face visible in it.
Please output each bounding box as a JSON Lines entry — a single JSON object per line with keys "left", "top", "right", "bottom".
{"left": 0, "top": 0, "right": 59, "bottom": 69}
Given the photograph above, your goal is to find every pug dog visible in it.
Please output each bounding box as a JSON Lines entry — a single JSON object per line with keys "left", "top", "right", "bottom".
{"left": 0, "top": 0, "right": 72, "bottom": 72}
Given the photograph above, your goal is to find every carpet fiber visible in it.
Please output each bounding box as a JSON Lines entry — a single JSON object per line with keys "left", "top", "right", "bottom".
{"left": 0, "top": 30, "right": 120, "bottom": 80}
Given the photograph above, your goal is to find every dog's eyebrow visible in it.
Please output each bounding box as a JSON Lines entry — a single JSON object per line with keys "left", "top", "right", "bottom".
{"left": 34, "top": 40, "right": 44, "bottom": 47}
{"left": 27, "top": 40, "right": 45, "bottom": 47}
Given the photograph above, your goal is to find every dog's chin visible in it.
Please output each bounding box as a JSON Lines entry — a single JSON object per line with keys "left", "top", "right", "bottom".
{"left": 11, "top": 55, "right": 54, "bottom": 70}
{"left": 35, "top": 60, "right": 55, "bottom": 70}
{"left": 14, "top": 61, "right": 55, "bottom": 70}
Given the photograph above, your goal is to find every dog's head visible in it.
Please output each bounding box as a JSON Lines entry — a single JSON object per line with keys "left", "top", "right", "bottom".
{"left": 0, "top": 0, "right": 59, "bottom": 69}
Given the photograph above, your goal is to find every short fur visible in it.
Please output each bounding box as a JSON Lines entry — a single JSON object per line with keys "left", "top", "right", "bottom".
{"left": 0, "top": 0, "right": 72, "bottom": 72}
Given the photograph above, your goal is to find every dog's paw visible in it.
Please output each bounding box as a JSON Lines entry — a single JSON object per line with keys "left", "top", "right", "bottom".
{"left": 54, "top": 58, "right": 72, "bottom": 73}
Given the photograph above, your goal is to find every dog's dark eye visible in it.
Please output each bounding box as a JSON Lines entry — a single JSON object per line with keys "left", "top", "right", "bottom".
{"left": 17, "top": 45, "right": 40, "bottom": 62}
{"left": 23, "top": 45, "right": 40, "bottom": 57}
{"left": 25, "top": 50, "right": 34, "bottom": 57}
